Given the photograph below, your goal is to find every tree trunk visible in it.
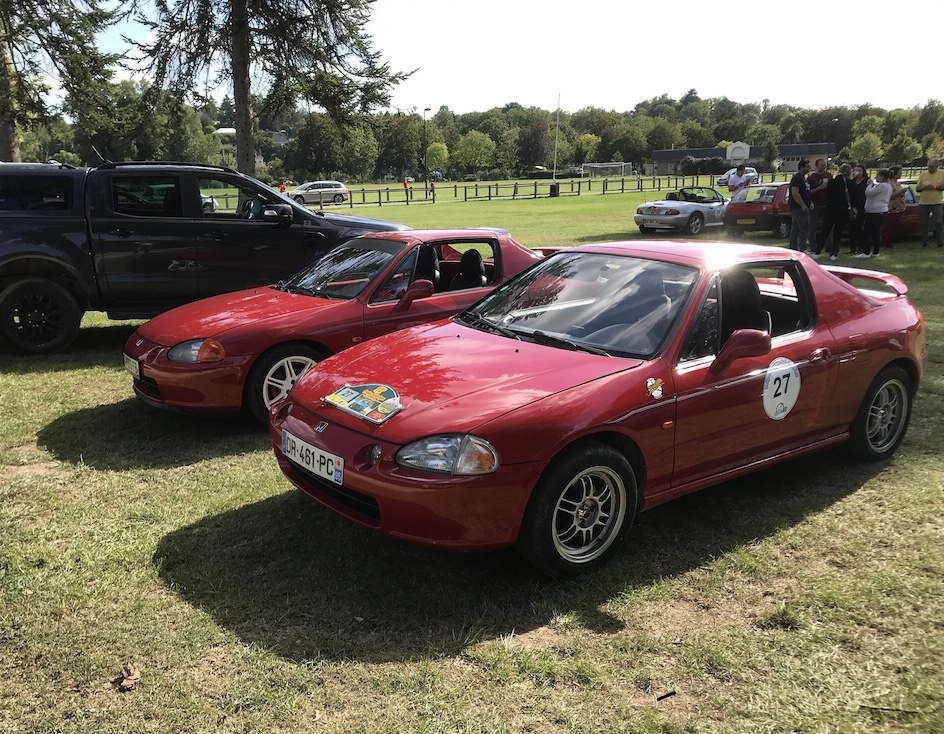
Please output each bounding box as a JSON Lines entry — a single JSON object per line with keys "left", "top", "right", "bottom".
{"left": 230, "top": 0, "right": 255, "bottom": 175}
{"left": 0, "top": 49, "right": 21, "bottom": 161}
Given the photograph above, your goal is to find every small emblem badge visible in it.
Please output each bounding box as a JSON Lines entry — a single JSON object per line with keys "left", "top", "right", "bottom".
{"left": 315, "top": 421, "right": 329, "bottom": 433}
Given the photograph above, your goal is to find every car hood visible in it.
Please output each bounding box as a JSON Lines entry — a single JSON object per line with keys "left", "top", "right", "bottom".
{"left": 136, "top": 287, "right": 346, "bottom": 345}
{"left": 315, "top": 210, "right": 410, "bottom": 231}
{"left": 288, "top": 321, "right": 641, "bottom": 441}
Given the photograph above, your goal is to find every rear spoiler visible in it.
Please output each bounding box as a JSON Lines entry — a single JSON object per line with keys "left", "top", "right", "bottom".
{"left": 821, "top": 264, "right": 908, "bottom": 297}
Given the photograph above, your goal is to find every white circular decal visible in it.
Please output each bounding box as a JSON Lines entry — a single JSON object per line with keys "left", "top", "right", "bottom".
{"left": 763, "top": 357, "right": 801, "bottom": 420}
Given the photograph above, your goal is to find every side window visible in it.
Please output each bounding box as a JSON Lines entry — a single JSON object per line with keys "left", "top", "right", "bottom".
{"left": 0, "top": 175, "right": 74, "bottom": 212}
{"left": 746, "top": 263, "right": 811, "bottom": 337}
{"left": 371, "top": 248, "right": 418, "bottom": 303}
{"left": 440, "top": 241, "right": 497, "bottom": 291}
{"left": 679, "top": 279, "right": 719, "bottom": 362}
{"left": 198, "top": 177, "right": 273, "bottom": 219}
{"left": 112, "top": 176, "right": 182, "bottom": 217}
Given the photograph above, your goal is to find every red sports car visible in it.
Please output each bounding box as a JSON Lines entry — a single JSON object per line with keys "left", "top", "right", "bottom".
{"left": 123, "top": 229, "right": 543, "bottom": 422}
{"left": 268, "top": 241, "right": 926, "bottom": 576}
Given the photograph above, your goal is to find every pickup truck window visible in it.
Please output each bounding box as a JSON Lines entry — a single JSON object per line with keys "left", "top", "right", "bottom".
{"left": 112, "top": 177, "right": 183, "bottom": 217}
{"left": 198, "top": 176, "right": 274, "bottom": 218}
{"left": 0, "top": 175, "right": 74, "bottom": 211}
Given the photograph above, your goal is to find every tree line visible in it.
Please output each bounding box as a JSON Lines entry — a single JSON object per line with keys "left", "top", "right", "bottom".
{"left": 2, "top": 0, "right": 942, "bottom": 182}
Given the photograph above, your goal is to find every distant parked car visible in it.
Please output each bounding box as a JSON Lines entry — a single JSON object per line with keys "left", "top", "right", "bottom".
{"left": 288, "top": 180, "right": 349, "bottom": 205}
{"left": 634, "top": 186, "right": 728, "bottom": 235}
{"left": 724, "top": 180, "right": 922, "bottom": 241}
{"left": 717, "top": 167, "right": 759, "bottom": 187}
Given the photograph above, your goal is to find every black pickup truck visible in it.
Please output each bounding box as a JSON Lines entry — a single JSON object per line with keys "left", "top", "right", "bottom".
{"left": 0, "top": 161, "right": 409, "bottom": 354}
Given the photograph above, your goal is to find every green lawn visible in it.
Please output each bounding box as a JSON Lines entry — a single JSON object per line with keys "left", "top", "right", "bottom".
{"left": 1, "top": 194, "right": 942, "bottom": 733}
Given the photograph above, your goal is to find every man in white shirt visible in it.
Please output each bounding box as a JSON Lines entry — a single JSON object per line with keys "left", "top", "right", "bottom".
{"left": 727, "top": 164, "right": 750, "bottom": 194}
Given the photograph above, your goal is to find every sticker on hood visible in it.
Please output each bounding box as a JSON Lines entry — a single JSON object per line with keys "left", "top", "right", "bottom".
{"left": 326, "top": 384, "right": 403, "bottom": 424}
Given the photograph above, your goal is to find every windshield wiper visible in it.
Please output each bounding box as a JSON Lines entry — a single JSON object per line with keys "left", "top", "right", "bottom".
{"left": 530, "top": 330, "right": 611, "bottom": 356}
{"left": 459, "top": 311, "right": 521, "bottom": 340}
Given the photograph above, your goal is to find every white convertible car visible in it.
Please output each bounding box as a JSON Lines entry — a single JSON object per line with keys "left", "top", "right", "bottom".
{"left": 634, "top": 186, "right": 728, "bottom": 236}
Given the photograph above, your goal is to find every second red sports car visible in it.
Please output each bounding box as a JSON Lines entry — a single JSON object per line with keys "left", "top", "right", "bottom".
{"left": 123, "top": 229, "right": 543, "bottom": 421}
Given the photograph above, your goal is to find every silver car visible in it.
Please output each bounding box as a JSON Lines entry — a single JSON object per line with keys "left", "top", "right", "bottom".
{"left": 716, "top": 166, "right": 759, "bottom": 186}
{"left": 634, "top": 186, "right": 729, "bottom": 235}
{"left": 287, "top": 180, "right": 350, "bottom": 205}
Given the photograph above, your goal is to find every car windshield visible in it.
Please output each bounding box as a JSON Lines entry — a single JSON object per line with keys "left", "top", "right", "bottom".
{"left": 280, "top": 237, "right": 406, "bottom": 299}
{"left": 731, "top": 186, "right": 777, "bottom": 204}
{"left": 461, "top": 252, "right": 698, "bottom": 358}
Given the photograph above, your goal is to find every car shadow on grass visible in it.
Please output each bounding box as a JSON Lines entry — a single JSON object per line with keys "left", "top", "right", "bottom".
{"left": 0, "top": 323, "right": 141, "bottom": 374}
{"left": 152, "top": 448, "right": 887, "bottom": 664}
{"left": 36, "top": 398, "right": 266, "bottom": 470}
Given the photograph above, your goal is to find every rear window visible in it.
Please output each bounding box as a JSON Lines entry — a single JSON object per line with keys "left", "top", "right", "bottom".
{"left": 731, "top": 186, "right": 779, "bottom": 204}
{"left": 0, "top": 175, "right": 75, "bottom": 212}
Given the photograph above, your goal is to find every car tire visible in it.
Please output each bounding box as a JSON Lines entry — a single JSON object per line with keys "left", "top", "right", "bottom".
{"left": 293, "top": 195, "right": 306, "bottom": 204}
{"left": 245, "top": 343, "right": 327, "bottom": 424}
{"left": 847, "top": 366, "right": 913, "bottom": 461}
{"left": 333, "top": 194, "right": 345, "bottom": 204}
{"left": 774, "top": 219, "right": 790, "bottom": 239}
{"left": 725, "top": 227, "right": 744, "bottom": 238}
{"left": 684, "top": 213, "right": 704, "bottom": 235}
{"left": 639, "top": 226, "right": 654, "bottom": 234}
{"left": 0, "top": 278, "right": 82, "bottom": 355}
{"left": 516, "top": 442, "right": 637, "bottom": 577}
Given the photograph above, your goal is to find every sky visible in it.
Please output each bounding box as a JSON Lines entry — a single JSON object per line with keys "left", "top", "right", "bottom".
{"left": 364, "top": 0, "right": 942, "bottom": 115}
{"left": 101, "top": 0, "right": 942, "bottom": 116}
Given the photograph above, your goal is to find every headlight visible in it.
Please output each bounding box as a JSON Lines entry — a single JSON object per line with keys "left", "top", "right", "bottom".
{"left": 396, "top": 434, "right": 500, "bottom": 475}
{"left": 167, "top": 338, "right": 225, "bottom": 363}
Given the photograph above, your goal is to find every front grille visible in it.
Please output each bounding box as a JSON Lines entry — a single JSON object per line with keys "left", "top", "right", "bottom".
{"left": 289, "top": 463, "right": 381, "bottom": 524}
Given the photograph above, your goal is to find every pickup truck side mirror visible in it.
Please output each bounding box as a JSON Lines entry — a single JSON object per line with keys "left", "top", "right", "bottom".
{"left": 709, "top": 328, "right": 771, "bottom": 375}
{"left": 261, "top": 203, "right": 294, "bottom": 224}
{"left": 394, "top": 279, "right": 435, "bottom": 311}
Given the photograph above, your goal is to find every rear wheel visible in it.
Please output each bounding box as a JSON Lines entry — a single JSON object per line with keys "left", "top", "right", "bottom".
{"left": 774, "top": 219, "right": 790, "bottom": 238}
{"left": 684, "top": 213, "right": 704, "bottom": 235}
{"left": 847, "top": 366, "right": 913, "bottom": 460}
{"left": 639, "top": 225, "right": 654, "bottom": 234}
{"left": 0, "top": 278, "right": 82, "bottom": 354}
{"left": 516, "top": 442, "right": 636, "bottom": 577}
{"left": 332, "top": 194, "right": 345, "bottom": 203}
{"left": 245, "top": 343, "right": 326, "bottom": 424}
{"left": 725, "top": 226, "right": 744, "bottom": 238}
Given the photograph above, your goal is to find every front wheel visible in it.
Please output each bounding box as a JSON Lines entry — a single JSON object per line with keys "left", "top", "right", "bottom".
{"left": 0, "top": 278, "right": 82, "bottom": 354}
{"left": 847, "top": 366, "right": 913, "bottom": 460}
{"left": 684, "top": 213, "right": 704, "bottom": 235}
{"left": 245, "top": 343, "right": 326, "bottom": 424}
{"left": 293, "top": 195, "right": 306, "bottom": 204}
{"left": 516, "top": 442, "right": 637, "bottom": 577}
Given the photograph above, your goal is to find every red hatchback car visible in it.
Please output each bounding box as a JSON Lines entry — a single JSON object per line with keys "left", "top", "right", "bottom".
{"left": 269, "top": 241, "right": 926, "bottom": 576}
{"left": 724, "top": 180, "right": 921, "bottom": 240}
{"left": 123, "top": 229, "right": 543, "bottom": 422}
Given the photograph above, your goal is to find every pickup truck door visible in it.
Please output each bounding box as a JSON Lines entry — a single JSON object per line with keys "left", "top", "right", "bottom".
{"left": 193, "top": 174, "right": 334, "bottom": 297}
{"left": 88, "top": 174, "right": 200, "bottom": 312}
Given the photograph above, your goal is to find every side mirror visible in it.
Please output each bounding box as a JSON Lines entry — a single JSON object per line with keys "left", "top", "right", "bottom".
{"left": 394, "top": 279, "right": 435, "bottom": 311}
{"left": 261, "top": 203, "right": 294, "bottom": 224}
{"left": 709, "top": 328, "right": 771, "bottom": 375}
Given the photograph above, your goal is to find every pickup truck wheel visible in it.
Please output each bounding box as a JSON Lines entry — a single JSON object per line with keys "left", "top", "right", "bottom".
{"left": 246, "top": 343, "right": 327, "bottom": 424}
{"left": 516, "top": 442, "right": 637, "bottom": 577}
{"left": 0, "top": 278, "right": 81, "bottom": 355}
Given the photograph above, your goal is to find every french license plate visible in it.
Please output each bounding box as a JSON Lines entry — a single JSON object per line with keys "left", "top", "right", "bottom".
{"left": 643, "top": 218, "right": 663, "bottom": 226}
{"left": 737, "top": 218, "right": 756, "bottom": 224}
{"left": 123, "top": 353, "right": 140, "bottom": 378}
{"left": 282, "top": 429, "right": 344, "bottom": 485}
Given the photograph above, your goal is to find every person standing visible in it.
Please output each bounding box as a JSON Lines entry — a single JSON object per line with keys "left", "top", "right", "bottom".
{"left": 816, "top": 163, "right": 854, "bottom": 260}
{"left": 858, "top": 169, "right": 892, "bottom": 258}
{"left": 916, "top": 159, "right": 944, "bottom": 248}
{"left": 807, "top": 158, "right": 833, "bottom": 248}
{"left": 789, "top": 159, "right": 814, "bottom": 253}
{"left": 847, "top": 165, "right": 869, "bottom": 255}
{"left": 880, "top": 166, "right": 908, "bottom": 249}
{"left": 727, "top": 164, "right": 751, "bottom": 195}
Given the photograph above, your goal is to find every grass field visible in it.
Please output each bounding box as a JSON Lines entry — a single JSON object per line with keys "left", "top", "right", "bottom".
{"left": 1, "top": 193, "right": 942, "bottom": 733}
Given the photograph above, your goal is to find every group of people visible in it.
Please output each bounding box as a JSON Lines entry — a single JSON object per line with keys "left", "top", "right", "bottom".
{"left": 786, "top": 158, "right": 944, "bottom": 259}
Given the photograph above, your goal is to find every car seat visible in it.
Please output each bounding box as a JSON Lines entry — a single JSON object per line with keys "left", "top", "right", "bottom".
{"left": 719, "top": 269, "right": 771, "bottom": 345}
{"left": 448, "top": 249, "right": 487, "bottom": 290}
{"left": 162, "top": 188, "right": 183, "bottom": 216}
{"left": 415, "top": 246, "right": 441, "bottom": 290}
{"left": 666, "top": 192, "right": 678, "bottom": 200}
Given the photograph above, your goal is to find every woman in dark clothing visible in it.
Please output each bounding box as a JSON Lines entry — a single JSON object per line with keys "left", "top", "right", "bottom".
{"left": 847, "top": 165, "right": 869, "bottom": 255}
{"left": 816, "top": 163, "right": 854, "bottom": 260}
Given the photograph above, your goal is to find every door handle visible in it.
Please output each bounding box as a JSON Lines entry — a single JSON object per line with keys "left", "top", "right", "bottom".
{"left": 810, "top": 348, "right": 831, "bottom": 363}
{"left": 109, "top": 228, "right": 133, "bottom": 238}
{"left": 304, "top": 231, "right": 326, "bottom": 240}
{"left": 199, "top": 231, "right": 228, "bottom": 241}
